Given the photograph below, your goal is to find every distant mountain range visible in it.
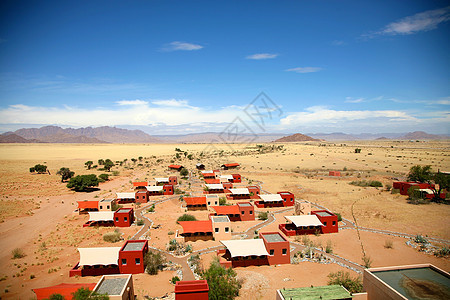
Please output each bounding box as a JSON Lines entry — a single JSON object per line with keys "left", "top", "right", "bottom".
{"left": 0, "top": 126, "right": 447, "bottom": 143}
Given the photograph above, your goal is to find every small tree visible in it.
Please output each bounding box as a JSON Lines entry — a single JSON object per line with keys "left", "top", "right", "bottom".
{"left": 258, "top": 211, "right": 269, "bottom": 220}
{"left": 30, "top": 164, "right": 47, "bottom": 173}
{"left": 103, "top": 159, "right": 114, "bottom": 172}
{"left": 84, "top": 161, "right": 93, "bottom": 170}
{"left": 201, "top": 258, "right": 242, "bottom": 300}
{"left": 144, "top": 251, "right": 166, "bottom": 275}
{"left": 180, "top": 168, "right": 189, "bottom": 178}
{"left": 433, "top": 171, "right": 449, "bottom": 200}
{"left": 98, "top": 159, "right": 105, "bottom": 165}
{"left": 407, "top": 165, "right": 433, "bottom": 183}
{"left": 48, "top": 294, "right": 65, "bottom": 300}
{"left": 98, "top": 174, "right": 109, "bottom": 182}
{"left": 67, "top": 174, "right": 99, "bottom": 192}
{"left": 56, "top": 167, "right": 75, "bottom": 182}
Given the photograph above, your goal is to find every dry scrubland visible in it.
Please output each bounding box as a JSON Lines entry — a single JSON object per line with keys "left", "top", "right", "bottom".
{"left": 0, "top": 140, "right": 449, "bottom": 299}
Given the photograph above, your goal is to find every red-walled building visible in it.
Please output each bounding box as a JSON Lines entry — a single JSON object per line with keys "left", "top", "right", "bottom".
{"left": 221, "top": 163, "right": 240, "bottom": 170}
{"left": 77, "top": 200, "right": 99, "bottom": 214}
{"left": 135, "top": 190, "right": 148, "bottom": 203}
{"left": 178, "top": 220, "right": 214, "bottom": 242}
{"left": 248, "top": 186, "right": 261, "bottom": 199}
{"left": 175, "top": 280, "right": 209, "bottom": 300}
{"left": 226, "top": 188, "right": 251, "bottom": 200}
{"left": 279, "top": 211, "right": 338, "bottom": 236}
{"left": 311, "top": 210, "right": 339, "bottom": 234}
{"left": 146, "top": 184, "right": 174, "bottom": 196}
{"left": 220, "top": 174, "right": 242, "bottom": 183}
{"left": 116, "top": 192, "right": 136, "bottom": 204}
{"left": 114, "top": 208, "right": 135, "bottom": 227}
{"left": 185, "top": 196, "right": 207, "bottom": 211}
{"left": 211, "top": 202, "right": 255, "bottom": 221}
{"left": 83, "top": 208, "right": 134, "bottom": 227}
{"left": 33, "top": 283, "right": 97, "bottom": 300}
{"left": 393, "top": 181, "right": 436, "bottom": 196}
{"left": 169, "top": 165, "right": 184, "bottom": 171}
{"left": 155, "top": 176, "right": 178, "bottom": 186}
{"left": 329, "top": 171, "right": 341, "bottom": 177}
{"left": 232, "top": 174, "right": 242, "bottom": 183}
{"left": 119, "top": 240, "right": 149, "bottom": 274}
{"left": 255, "top": 192, "right": 295, "bottom": 208}
{"left": 278, "top": 191, "right": 295, "bottom": 206}
{"left": 204, "top": 183, "right": 226, "bottom": 194}
{"left": 218, "top": 232, "right": 290, "bottom": 268}
{"left": 204, "top": 178, "right": 220, "bottom": 184}
{"left": 133, "top": 181, "right": 148, "bottom": 189}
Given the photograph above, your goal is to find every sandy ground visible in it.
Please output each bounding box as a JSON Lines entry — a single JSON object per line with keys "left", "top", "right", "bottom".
{"left": 0, "top": 141, "right": 448, "bottom": 299}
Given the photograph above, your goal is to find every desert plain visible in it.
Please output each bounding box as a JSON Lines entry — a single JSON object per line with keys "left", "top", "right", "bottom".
{"left": 0, "top": 140, "right": 449, "bottom": 299}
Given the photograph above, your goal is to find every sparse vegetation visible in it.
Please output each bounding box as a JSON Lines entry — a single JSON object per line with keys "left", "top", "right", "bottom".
{"left": 384, "top": 240, "right": 394, "bottom": 249}
{"left": 434, "top": 246, "right": 450, "bottom": 257}
{"left": 325, "top": 240, "right": 333, "bottom": 253}
{"left": 145, "top": 251, "right": 166, "bottom": 275}
{"left": 66, "top": 174, "right": 99, "bottom": 191}
{"left": 349, "top": 180, "right": 383, "bottom": 187}
{"left": 327, "top": 271, "right": 363, "bottom": 293}
{"left": 177, "top": 214, "right": 196, "bottom": 223}
{"left": 136, "top": 219, "right": 144, "bottom": 226}
{"left": 29, "top": 164, "right": 47, "bottom": 174}
{"left": 103, "top": 230, "right": 121, "bottom": 243}
{"left": 362, "top": 255, "right": 372, "bottom": 268}
{"left": 414, "top": 235, "right": 428, "bottom": 244}
{"left": 201, "top": 258, "right": 242, "bottom": 300}
{"left": 56, "top": 167, "right": 75, "bottom": 182}
{"left": 171, "top": 276, "right": 181, "bottom": 284}
{"left": 11, "top": 248, "right": 25, "bottom": 259}
{"left": 98, "top": 173, "right": 109, "bottom": 182}
{"left": 258, "top": 211, "right": 269, "bottom": 220}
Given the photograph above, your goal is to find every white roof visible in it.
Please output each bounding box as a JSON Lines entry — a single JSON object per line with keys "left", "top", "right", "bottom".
{"left": 259, "top": 194, "right": 283, "bottom": 202}
{"left": 205, "top": 184, "right": 224, "bottom": 190}
{"left": 229, "top": 188, "right": 249, "bottom": 195}
{"left": 201, "top": 170, "right": 215, "bottom": 174}
{"left": 116, "top": 192, "right": 135, "bottom": 199}
{"left": 146, "top": 186, "right": 164, "bottom": 192}
{"left": 285, "top": 215, "right": 323, "bottom": 227}
{"left": 78, "top": 247, "right": 121, "bottom": 266}
{"left": 220, "top": 239, "right": 269, "bottom": 257}
{"left": 418, "top": 189, "right": 434, "bottom": 194}
{"left": 154, "top": 177, "right": 169, "bottom": 182}
{"left": 88, "top": 211, "right": 114, "bottom": 222}
{"left": 220, "top": 174, "right": 234, "bottom": 180}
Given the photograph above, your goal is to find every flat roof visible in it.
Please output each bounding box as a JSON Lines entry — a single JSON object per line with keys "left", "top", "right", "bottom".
{"left": 220, "top": 174, "right": 234, "bottom": 180}
{"left": 116, "top": 208, "right": 131, "bottom": 213}
{"left": 205, "top": 184, "right": 224, "bottom": 189}
{"left": 211, "top": 216, "right": 230, "bottom": 223}
{"left": 155, "top": 177, "right": 169, "bottom": 182}
{"left": 259, "top": 194, "right": 283, "bottom": 202}
{"left": 314, "top": 211, "right": 333, "bottom": 217}
{"left": 262, "top": 233, "right": 285, "bottom": 243}
{"left": 146, "top": 185, "right": 164, "bottom": 192}
{"left": 229, "top": 188, "right": 249, "bottom": 195}
{"left": 78, "top": 247, "right": 121, "bottom": 266}
{"left": 285, "top": 215, "right": 323, "bottom": 227}
{"left": 99, "top": 199, "right": 114, "bottom": 203}
{"left": 221, "top": 239, "right": 269, "bottom": 257}
{"left": 116, "top": 192, "right": 135, "bottom": 199}
{"left": 88, "top": 211, "right": 114, "bottom": 222}
{"left": 95, "top": 277, "right": 128, "bottom": 295}
{"left": 238, "top": 202, "right": 252, "bottom": 207}
{"left": 179, "top": 220, "right": 213, "bottom": 234}
{"left": 122, "top": 241, "right": 146, "bottom": 252}
{"left": 279, "top": 285, "right": 351, "bottom": 300}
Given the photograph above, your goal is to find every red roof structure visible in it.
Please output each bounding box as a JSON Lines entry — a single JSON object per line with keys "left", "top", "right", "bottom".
{"left": 133, "top": 181, "right": 148, "bottom": 187}
{"left": 175, "top": 280, "right": 209, "bottom": 300}
{"left": 77, "top": 200, "right": 98, "bottom": 210}
{"left": 178, "top": 220, "right": 212, "bottom": 234}
{"left": 184, "top": 197, "right": 207, "bottom": 206}
{"left": 211, "top": 205, "right": 239, "bottom": 215}
{"left": 222, "top": 163, "right": 240, "bottom": 169}
{"left": 168, "top": 165, "right": 183, "bottom": 170}
{"left": 204, "top": 178, "right": 220, "bottom": 184}
{"left": 33, "top": 283, "right": 96, "bottom": 300}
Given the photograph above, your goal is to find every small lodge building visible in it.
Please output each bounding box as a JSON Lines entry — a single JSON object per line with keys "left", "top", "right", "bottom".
{"left": 211, "top": 215, "right": 232, "bottom": 240}
{"left": 70, "top": 240, "right": 148, "bottom": 277}
{"left": 93, "top": 274, "right": 135, "bottom": 300}
{"left": 99, "top": 199, "right": 116, "bottom": 211}
{"left": 248, "top": 185, "right": 261, "bottom": 199}
{"left": 206, "top": 194, "right": 219, "bottom": 206}
{"left": 133, "top": 182, "right": 148, "bottom": 190}
{"left": 392, "top": 181, "right": 435, "bottom": 196}
{"left": 201, "top": 170, "right": 220, "bottom": 180}
{"left": 155, "top": 176, "right": 178, "bottom": 186}
{"left": 204, "top": 178, "right": 220, "bottom": 184}
{"left": 146, "top": 184, "right": 174, "bottom": 196}
{"left": 175, "top": 280, "right": 209, "bottom": 300}
{"left": 195, "top": 163, "right": 205, "bottom": 170}
{"left": 280, "top": 210, "right": 338, "bottom": 236}
{"left": 83, "top": 208, "right": 134, "bottom": 227}
{"left": 33, "top": 283, "right": 97, "bottom": 300}
{"left": 168, "top": 164, "right": 184, "bottom": 171}
{"left": 255, "top": 192, "right": 295, "bottom": 208}
{"left": 329, "top": 171, "right": 342, "bottom": 177}
{"left": 185, "top": 196, "right": 208, "bottom": 211}
{"left": 204, "top": 183, "right": 232, "bottom": 194}
{"left": 77, "top": 200, "right": 100, "bottom": 214}
{"left": 211, "top": 202, "right": 255, "bottom": 221}
{"left": 178, "top": 220, "right": 213, "bottom": 242}
{"left": 220, "top": 174, "right": 242, "bottom": 183}
{"left": 226, "top": 188, "right": 250, "bottom": 200}
{"left": 116, "top": 192, "right": 136, "bottom": 204}
{"left": 217, "top": 232, "right": 290, "bottom": 268}
{"left": 221, "top": 163, "right": 240, "bottom": 170}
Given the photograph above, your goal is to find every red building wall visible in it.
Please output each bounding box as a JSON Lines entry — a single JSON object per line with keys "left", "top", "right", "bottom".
{"left": 238, "top": 203, "right": 255, "bottom": 221}
{"left": 260, "top": 232, "right": 290, "bottom": 265}
{"left": 118, "top": 240, "right": 148, "bottom": 274}
{"left": 169, "top": 176, "right": 178, "bottom": 185}
{"left": 279, "top": 223, "right": 321, "bottom": 236}
{"left": 232, "top": 174, "right": 242, "bottom": 183}
{"left": 278, "top": 191, "right": 295, "bottom": 207}
{"left": 248, "top": 186, "right": 260, "bottom": 199}
{"left": 135, "top": 191, "right": 148, "bottom": 203}
{"left": 114, "top": 208, "right": 134, "bottom": 227}
{"left": 312, "top": 210, "right": 339, "bottom": 234}
{"left": 175, "top": 280, "right": 209, "bottom": 300}
{"left": 163, "top": 184, "right": 174, "bottom": 195}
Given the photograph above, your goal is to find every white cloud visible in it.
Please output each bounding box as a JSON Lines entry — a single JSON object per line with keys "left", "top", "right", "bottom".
{"left": 246, "top": 53, "right": 278, "bottom": 60}
{"left": 345, "top": 97, "right": 365, "bottom": 103}
{"left": 280, "top": 106, "right": 417, "bottom": 126}
{"left": 116, "top": 100, "right": 148, "bottom": 106}
{"left": 163, "top": 41, "right": 203, "bottom": 51}
{"left": 285, "top": 67, "right": 322, "bottom": 73}
{"left": 365, "top": 6, "right": 450, "bottom": 37}
{"left": 151, "top": 99, "right": 191, "bottom": 107}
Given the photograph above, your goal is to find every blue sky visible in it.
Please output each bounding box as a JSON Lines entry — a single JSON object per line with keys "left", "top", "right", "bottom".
{"left": 0, "top": 0, "right": 449, "bottom": 134}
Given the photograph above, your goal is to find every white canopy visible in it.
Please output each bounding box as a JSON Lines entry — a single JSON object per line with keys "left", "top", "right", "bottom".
{"left": 88, "top": 211, "right": 114, "bottom": 222}
{"left": 155, "top": 177, "right": 169, "bottom": 182}
{"left": 229, "top": 188, "right": 249, "bottom": 195}
{"left": 418, "top": 189, "right": 434, "bottom": 194}
{"left": 205, "top": 184, "right": 224, "bottom": 190}
{"left": 116, "top": 192, "right": 135, "bottom": 199}
{"left": 78, "top": 247, "right": 121, "bottom": 266}
{"left": 146, "top": 186, "right": 164, "bottom": 192}
{"left": 220, "top": 175, "right": 234, "bottom": 180}
{"left": 259, "top": 194, "right": 283, "bottom": 202}
{"left": 285, "top": 215, "right": 323, "bottom": 227}
{"left": 201, "top": 170, "right": 215, "bottom": 174}
{"left": 220, "top": 239, "right": 269, "bottom": 257}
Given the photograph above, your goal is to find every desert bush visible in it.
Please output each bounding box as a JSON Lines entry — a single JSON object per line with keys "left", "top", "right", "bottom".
{"left": 201, "top": 258, "right": 242, "bottom": 300}
{"left": 48, "top": 294, "right": 65, "bottom": 300}
{"left": 168, "top": 231, "right": 174, "bottom": 235}
{"left": 147, "top": 204, "right": 155, "bottom": 212}
{"left": 219, "top": 197, "right": 227, "bottom": 205}
{"left": 327, "top": 271, "right": 363, "bottom": 293}
{"left": 414, "top": 235, "right": 428, "bottom": 244}
{"left": 103, "top": 230, "right": 121, "bottom": 243}
{"left": 145, "top": 251, "right": 166, "bottom": 275}
{"left": 30, "top": 164, "right": 47, "bottom": 173}
{"left": 136, "top": 219, "right": 144, "bottom": 226}
{"left": 171, "top": 276, "right": 181, "bottom": 284}
{"left": 174, "top": 188, "right": 184, "bottom": 194}
{"left": 177, "top": 214, "right": 196, "bottom": 223}
{"left": 362, "top": 255, "right": 372, "bottom": 268}
{"left": 258, "top": 211, "right": 268, "bottom": 220}
{"left": 325, "top": 240, "right": 333, "bottom": 253}
{"left": 349, "top": 180, "right": 382, "bottom": 188}
{"left": 11, "top": 248, "right": 25, "bottom": 259}
{"left": 335, "top": 213, "right": 342, "bottom": 222}
{"left": 98, "top": 174, "right": 109, "bottom": 182}
{"left": 384, "top": 240, "right": 394, "bottom": 249}
{"left": 391, "top": 188, "right": 400, "bottom": 194}
{"left": 66, "top": 174, "right": 99, "bottom": 191}
{"left": 434, "top": 246, "right": 450, "bottom": 257}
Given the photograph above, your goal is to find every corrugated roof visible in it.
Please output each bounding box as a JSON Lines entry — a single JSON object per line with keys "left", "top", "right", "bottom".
{"left": 229, "top": 188, "right": 249, "bottom": 195}
{"left": 211, "top": 205, "right": 239, "bottom": 215}
{"left": 168, "top": 164, "right": 183, "bottom": 169}
{"left": 220, "top": 239, "right": 269, "bottom": 257}
{"left": 116, "top": 192, "right": 135, "bottom": 199}
{"left": 285, "top": 215, "right": 323, "bottom": 227}
{"left": 88, "top": 211, "right": 114, "bottom": 222}
{"left": 259, "top": 194, "right": 283, "bottom": 202}
{"left": 133, "top": 182, "right": 148, "bottom": 187}
{"left": 184, "top": 197, "right": 207, "bottom": 205}
{"left": 205, "top": 178, "right": 220, "bottom": 184}
{"left": 179, "top": 220, "right": 212, "bottom": 234}
{"left": 205, "top": 184, "right": 224, "bottom": 189}
{"left": 77, "top": 200, "right": 99, "bottom": 209}
{"left": 146, "top": 186, "right": 164, "bottom": 192}
{"left": 78, "top": 247, "right": 121, "bottom": 266}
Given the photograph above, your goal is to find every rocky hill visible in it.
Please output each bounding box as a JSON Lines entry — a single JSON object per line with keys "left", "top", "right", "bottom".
{"left": 273, "top": 133, "right": 321, "bottom": 142}
{"left": 399, "top": 131, "right": 445, "bottom": 140}
{"left": 0, "top": 133, "right": 42, "bottom": 143}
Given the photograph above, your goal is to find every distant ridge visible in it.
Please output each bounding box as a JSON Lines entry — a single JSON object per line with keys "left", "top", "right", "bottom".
{"left": 273, "top": 133, "right": 321, "bottom": 142}
{"left": 399, "top": 131, "right": 445, "bottom": 140}
{"left": 0, "top": 133, "right": 42, "bottom": 143}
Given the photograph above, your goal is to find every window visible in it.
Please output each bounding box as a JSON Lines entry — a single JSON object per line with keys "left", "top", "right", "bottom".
{"left": 135, "top": 258, "right": 141, "bottom": 265}
{"left": 269, "top": 249, "right": 274, "bottom": 255}
{"left": 225, "top": 227, "right": 229, "bottom": 232}
{"left": 283, "top": 198, "right": 286, "bottom": 202}
{"left": 215, "top": 228, "right": 219, "bottom": 233}
{"left": 249, "top": 210, "right": 253, "bottom": 215}
{"left": 122, "top": 259, "right": 127, "bottom": 265}
{"left": 100, "top": 205, "right": 103, "bottom": 209}
{"left": 115, "top": 217, "right": 119, "bottom": 222}
{"left": 208, "top": 202, "right": 211, "bottom": 206}
{"left": 241, "top": 211, "right": 245, "bottom": 215}
{"left": 107, "top": 205, "right": 110, "bottom": 209}
{"left": 282, "top": 248, "right": 287, "bottom": 255}
{"left": 332, "top": 221, "right": 336, "bottom": 226}
{"left": 124, "top": 217, "right": 128, "bottom": 222}
{"left": 323, "top": 222, "right": 327, "bottom": 226}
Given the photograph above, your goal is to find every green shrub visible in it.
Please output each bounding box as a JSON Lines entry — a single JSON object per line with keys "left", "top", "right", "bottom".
{"left": 136, "top": 219, "right": 144, "bottom": 226}
{"left": 325, "top": 240, "right": 333, "bottom": 253}
{"left": 414, "top": 235, "right": 428, "bottom": 244}
{"left": 327, "top": 271, "right": 363, "bottom": 293}
{"left": 349, "top": 180, "right": 382, "bottom": 188}
{"left": 11, "top": 248, "right": 25, "bottom": 259}
{"left": 147, "top": 204, "right": 155, "bottom": 212}
{"left": 219, "top": 197, "right": 227, "bottom": 205}
{"left": 171, "top": 276, "right": 181, "bottom": 284}
{"left": 391, "top": 188, "right": 400, "bottom": 194}
{"left": 145, "top": 251, "right": 166, "bottom": 275}
{"left": 335, "top": 213, "right": 342, "bottom": 222}
{"left": 201, "top": 258, "right": 242, "bottom": 300}
{"left": 434, "top": 246, "right": 450, "bottom": 257}
{"left": 177, "top": 214, "right": 196, "bottom": 223}
{"left": 258, "top": 211, "right": 269, "bottom": 220}
{"left": 98, "top": 174, "right": 109, "bottom": 182}
{"left": 103, "top": 230, "right": 121, "bottom": 243}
